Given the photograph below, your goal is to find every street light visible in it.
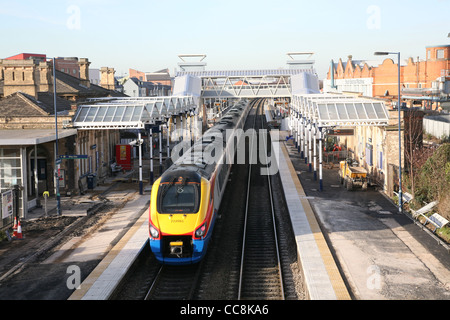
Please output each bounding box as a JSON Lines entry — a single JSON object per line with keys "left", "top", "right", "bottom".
{"left": 374, "top": 51, "right": 402, "bottom": 213}
{"left": 51, "top": 57, "right": 62, "bottom": 216}
{"left": 130, "top": 136, "right": 144, "bottom": 195}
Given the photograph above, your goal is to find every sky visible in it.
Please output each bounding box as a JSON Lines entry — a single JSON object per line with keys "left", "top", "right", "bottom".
{"left": 0, "top": 0, "right": 449, "bottom": 79}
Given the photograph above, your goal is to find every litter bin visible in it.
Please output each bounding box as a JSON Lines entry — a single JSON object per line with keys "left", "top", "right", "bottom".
{"left": 87, "top": 173, "right": 97, "bottom": 190}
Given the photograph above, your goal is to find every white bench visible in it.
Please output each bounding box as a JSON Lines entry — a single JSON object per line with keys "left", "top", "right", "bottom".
{"left": 394, "top": 191, "right": 414, "bottom": 205}
{"left": 411, "top": 201, "right": 438, "bottom": 219}
{"left": 418, "top": 213, "right": 449, "bottom": 232}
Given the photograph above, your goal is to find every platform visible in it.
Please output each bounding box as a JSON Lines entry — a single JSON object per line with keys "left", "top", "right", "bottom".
{"left": 67, "top": 196, "right": 150, "bottom": 300}
{"left": 271, "top": 131, "right": 351, "bottom": 300}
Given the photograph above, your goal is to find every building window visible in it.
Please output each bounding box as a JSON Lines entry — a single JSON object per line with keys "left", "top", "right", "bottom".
{"left": 366, "top": 143, "right": 373, "bottom": 166}
{"left": 427, "top": 50, "right": 431, "bottom": 60}
{"left": 437, "top": 49, "right": 444, "bottom": 59}
{"left": 73, "top": 69, "right": 77, "bottom": 75}
{"left": 0, "top": 148, "right": 23, "bottom": 226}
{"left": 377, "top": 146, "right": 383, "bottom": 170}
{"left": 0, "top": 149, "right": 21, "bottom": 190}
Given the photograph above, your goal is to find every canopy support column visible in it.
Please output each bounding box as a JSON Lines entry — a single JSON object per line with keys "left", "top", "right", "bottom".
{"left": 313, "top": 124, "right": 317, "bottom": 181}
{"left": 138, "top": 131, "right": 143, "bottom": 195}
{"left": 149, "top": 127, "right": 154, "bottom": 185}
{"left": 308, "top": 121, "right": 312, "bottom": 172}
{"left": 319, "top": 127, "right": 323, "bottom": 191}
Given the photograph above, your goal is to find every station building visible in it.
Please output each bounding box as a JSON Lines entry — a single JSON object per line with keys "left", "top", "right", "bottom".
{"left": 0, "top": 56, "right": 125, "bottom": 225}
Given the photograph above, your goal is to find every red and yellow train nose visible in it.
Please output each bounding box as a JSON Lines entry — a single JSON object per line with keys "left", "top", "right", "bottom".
{"left": 148, "top": 173, "right": 213, "bottom": 265}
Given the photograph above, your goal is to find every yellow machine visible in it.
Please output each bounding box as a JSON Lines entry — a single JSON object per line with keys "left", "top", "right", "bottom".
{"left": 339, "top": 159, "right": 368, "bottom": 191}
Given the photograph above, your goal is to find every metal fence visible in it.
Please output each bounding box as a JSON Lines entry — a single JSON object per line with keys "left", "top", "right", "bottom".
{"left": 323, "top": 150, "right": 348, "bottom": 165}
{"left": 424, "top": 115, "right": 450, "bottom": 139}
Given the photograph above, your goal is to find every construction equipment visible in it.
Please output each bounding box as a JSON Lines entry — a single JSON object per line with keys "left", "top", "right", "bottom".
{"left": 339, "top": 159, "right": 368, "bottom": 191}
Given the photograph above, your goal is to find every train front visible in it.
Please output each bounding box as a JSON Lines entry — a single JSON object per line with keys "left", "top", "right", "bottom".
{"left": 148, "top": 170, "right": 213, "bottom": 265}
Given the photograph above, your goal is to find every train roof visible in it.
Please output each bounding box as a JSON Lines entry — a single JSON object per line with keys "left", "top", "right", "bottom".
{"left": 164, "top": 100, "right": 249, "bottom": 180}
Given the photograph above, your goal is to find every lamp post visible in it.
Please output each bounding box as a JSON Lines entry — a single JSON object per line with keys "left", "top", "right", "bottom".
{"left": 374, "top": 51, "right": 402, "bottom": 213}
{"left": 130, "top": 135, "right": 144, "bottom": 195}
{"left": 52, "top": 57, "right": 62, "bottom": 216}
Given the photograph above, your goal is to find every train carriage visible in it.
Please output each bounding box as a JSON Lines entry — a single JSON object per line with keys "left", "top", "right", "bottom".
{"left": 149, "top": 100, "right": 252, "bottom": 265}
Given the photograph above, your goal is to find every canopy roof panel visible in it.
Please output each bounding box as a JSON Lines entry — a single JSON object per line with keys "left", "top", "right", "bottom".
{"left": 73, "top": 96, "right": 197, "bottom": 130}
{"left": 292, "top": 94, "right": 390, "bottom": 127}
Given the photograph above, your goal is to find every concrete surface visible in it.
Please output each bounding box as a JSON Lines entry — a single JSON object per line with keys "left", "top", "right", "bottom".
{"left": 284, "top": 137, "right": 450, "bottom": 300}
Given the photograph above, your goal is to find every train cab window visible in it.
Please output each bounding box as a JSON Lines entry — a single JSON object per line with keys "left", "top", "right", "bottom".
{"left": 158, "top": 183, "right": 201, "bottom": 214}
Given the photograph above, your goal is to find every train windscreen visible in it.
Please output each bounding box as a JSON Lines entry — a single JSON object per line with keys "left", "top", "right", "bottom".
{"left": 157, "top": 183, "right": 201, "bottom": 214}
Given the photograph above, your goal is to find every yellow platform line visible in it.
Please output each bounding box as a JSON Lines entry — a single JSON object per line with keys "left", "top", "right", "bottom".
{"left": 282, "top": 143, "right": 351, "bottom": 300}
{"left": 67, "top": 210, "right": 148, "bottom": 300}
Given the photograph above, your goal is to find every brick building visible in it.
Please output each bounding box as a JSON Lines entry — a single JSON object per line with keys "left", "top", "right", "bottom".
{"left": 129, "top": 68, "right": 172, "bottom": 86}
{"left": 54, "top": 57, "right": 80, "bottom": 78}
{"left": 324, "top": 45, "right": 450, "bottom": 111}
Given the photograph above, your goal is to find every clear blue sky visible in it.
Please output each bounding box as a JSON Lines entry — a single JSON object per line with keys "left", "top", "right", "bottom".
{"left": 1, "top": 0, "right": 449, "bottom": 79}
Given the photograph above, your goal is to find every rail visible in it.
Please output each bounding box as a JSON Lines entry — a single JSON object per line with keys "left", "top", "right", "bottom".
{"left": 238, "top": 99, "right": 285, "bottom": 300}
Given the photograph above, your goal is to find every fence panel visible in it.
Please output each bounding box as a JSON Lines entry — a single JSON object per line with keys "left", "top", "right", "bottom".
{"left": 424, "top": 116, "right": 450, "bottom": 139}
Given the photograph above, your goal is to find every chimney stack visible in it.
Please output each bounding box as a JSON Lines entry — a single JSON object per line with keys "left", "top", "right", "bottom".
{"left": 39, "top": 61, "right": 53, "bottom": 92}
{"left": 2, "top": 59, "right": 38, "bottom": 99}
{"left": 100, "top": 67, "right": 115, "bottom": 91}
{"left": 79, "top": 58, "right": 91, "bottom": 88}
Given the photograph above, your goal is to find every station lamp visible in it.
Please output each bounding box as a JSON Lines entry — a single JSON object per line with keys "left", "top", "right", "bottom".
{"left": 374, "top": 51, "right": 402, "bottom": 213}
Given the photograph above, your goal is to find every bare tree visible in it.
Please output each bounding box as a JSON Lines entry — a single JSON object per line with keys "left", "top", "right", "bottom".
{"left": 403, "top": 108, "right": 425, "bottom": 198}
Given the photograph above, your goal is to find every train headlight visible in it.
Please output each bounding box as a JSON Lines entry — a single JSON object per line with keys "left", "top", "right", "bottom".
{"left": 149, "top": 225, "right": 159, "bottom": 239}
{"left": 195, "top": 223, "right": 207, "bottom": 238}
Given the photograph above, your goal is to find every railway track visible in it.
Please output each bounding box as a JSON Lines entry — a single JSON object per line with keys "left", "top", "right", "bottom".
{"left": 238, "top": 99, "right": 285, "bottom": 300}
{"left": 144, "top": 264, "right": 201, "bottom": 300}
{"left": 112, "top": 99, "right": 302, "bottom": 300}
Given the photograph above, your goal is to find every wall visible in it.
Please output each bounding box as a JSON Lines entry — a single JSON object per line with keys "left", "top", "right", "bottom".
{"left": 55, "top": 57, "right": 80, "bottom": 78}
{"left": 129, "top": 68, "right": 146, "bottom": 81}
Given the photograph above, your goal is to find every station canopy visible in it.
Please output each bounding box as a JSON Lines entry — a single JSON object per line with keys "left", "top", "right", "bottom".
{"left": 291, "top": 94, "right": 390, "bottom": 127}
{"left": 73, "top": 96, "right": 197, "bottom": 130}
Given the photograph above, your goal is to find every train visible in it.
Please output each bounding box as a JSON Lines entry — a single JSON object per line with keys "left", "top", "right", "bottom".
{"left": 148, "top": 99, "right": 253, "bottom": 265}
